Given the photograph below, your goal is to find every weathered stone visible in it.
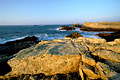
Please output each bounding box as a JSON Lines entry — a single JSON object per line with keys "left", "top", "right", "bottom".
{"left": 1, "top": 37, "right": 120, "bottom": 79}
{"left": 91, "top": 50, "right": 120, "bottom": 62}
{"left": 82, "top": 67, "right": 100, "bottom": 79}
{"left": 59, "top": 26, "right": 75, "bottom": 31}
{"left": 114, "top": 39, "right": 120, "bottom": 44}
{"left": 82, "top": 54, "right": 96, "bottom": 66}
{"left": 107, "top": 41, "right": 117, "bottom": 46}
{"left": 66, "top": 32, "right": 83, "bottom": 38}
{"left": 96, "top": 62, "right": 120, "bottom": 80}
{"left": 8, "top": 54, "right": 80, "bottom": 76}
{"left": 81, "top": 22, "right": 120, "bottom": 32}
{"left": 72, "top": 23, "right": 80, "bottom": 27}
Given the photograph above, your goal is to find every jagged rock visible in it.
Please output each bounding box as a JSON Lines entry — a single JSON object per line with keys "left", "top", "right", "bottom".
{"left": 92, "top": 50, "right": 120, "bottom": 62}
{"left": 82, "top": 67, "right": 100, "bottom": 79}
{"left": 66, "top": 32, "right": 83, "bottom": 38}
{"left": 96, "top": 32, "right": 120, "bottom": 41}
{"left": 92, "top": 50, "right": 120, "bottom": 72}
{"left": 114, "top": 39, "right": 120, "bottom": 44}
{"left": 96, "top": 62, "right": 120, "bottom": 80}
{"left": 82, "top": 54, "right": 96, "bottom": 66}
{"left": 59, "top": 26, "right": 75, "bottom": 31}
{"left": 72, "top": 23, "right": 80, "bottom": 27}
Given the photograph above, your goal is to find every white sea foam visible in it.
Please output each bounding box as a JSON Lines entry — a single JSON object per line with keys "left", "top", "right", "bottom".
{"left": 0, "top": 36, "right": 28, "bottom": 44}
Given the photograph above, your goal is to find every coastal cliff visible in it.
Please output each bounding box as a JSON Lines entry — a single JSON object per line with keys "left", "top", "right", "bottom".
{"left": 1, "top": 37, "right": 120, "bottom": 80}
{"left": 81, "top": 22, "right": 120, "bottom": 32}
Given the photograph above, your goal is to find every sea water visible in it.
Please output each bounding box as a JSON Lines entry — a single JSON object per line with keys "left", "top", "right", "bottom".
{"left": 0, "top": 25, "right": 102, "bottom": 44}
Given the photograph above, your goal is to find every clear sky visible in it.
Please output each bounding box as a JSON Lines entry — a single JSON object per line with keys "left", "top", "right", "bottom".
{"left": 0, "top": 0, "right": 120, "bottom": 25}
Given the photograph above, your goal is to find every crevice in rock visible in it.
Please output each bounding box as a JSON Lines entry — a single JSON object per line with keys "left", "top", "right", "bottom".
{"left": 0, "top": 61, "right": 12, "bottom": 76}
{"left": 4, "top": 72, "right": 81, "bottom": 80}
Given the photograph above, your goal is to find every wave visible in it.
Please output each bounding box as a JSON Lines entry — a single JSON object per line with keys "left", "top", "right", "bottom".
{"left": 49, "top": 27, "right": 66, "bottom": 31}
{"left": 0, "top": 36, "right": 28, "bottom": 44}
{"left": 35, "top": 33, "right": 65, "bottom": 41}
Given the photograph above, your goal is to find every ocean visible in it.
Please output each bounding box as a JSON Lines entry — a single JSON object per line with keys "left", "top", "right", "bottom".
{"left": 0, "top": 25, "right": 102, "bottom": 44}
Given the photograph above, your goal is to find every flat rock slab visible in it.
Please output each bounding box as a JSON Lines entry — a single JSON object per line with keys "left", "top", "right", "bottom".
{"left": 3, "top": 37, "right": 120, "bottom": 80}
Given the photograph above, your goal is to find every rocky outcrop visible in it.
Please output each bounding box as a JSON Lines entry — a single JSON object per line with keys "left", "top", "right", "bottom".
{"left": 0, "top": 36, "right": 39, "bottom": 75}
{"left": 59, "top": 26, "right": 75, "bottom": 31}
{"left": 81, "top": 22, "right": 120, "bottom": 32}
{"left": 72, "top": 23, "right": 81, "bottom": 28}
{"left": 66, "top": 32, "right": 83, "bottom": 38}
{"left": 96, "top": 31, "right": 120, "bottom": 41}
{"left": 0, "top": 36, "right": 38, "bottom": 56}
{"left": 1, "top": 37, "right": 120, "bottom": 80}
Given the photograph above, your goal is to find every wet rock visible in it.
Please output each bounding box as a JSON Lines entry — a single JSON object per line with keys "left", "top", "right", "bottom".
{"left": 59, "top": 26, "right": 75, "bottom": 31}
{"left": 96, "top": 31, "right": 120, "bottom": 41}
{"left": 66, "top": 32, "right": 83, "bottom": 38}
{"left": 72, "top": 23, "right": 81, "bottom": 28}
{"left": 0, "top": 36, "right": 38, "bottom": 56}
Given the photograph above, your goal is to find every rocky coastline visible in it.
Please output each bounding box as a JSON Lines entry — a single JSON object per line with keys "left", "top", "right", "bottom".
{"left": 0, "top": 36, "right": 120, "bottom": 80}
{"left": 0, "top": 22, "right": 120, "bottom": 80}
{"left": 80, "top": 22, "right": 120, "bottom": 32}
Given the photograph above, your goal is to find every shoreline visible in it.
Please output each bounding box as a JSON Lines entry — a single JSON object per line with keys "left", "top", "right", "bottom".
{"left": 0, "top": 22, "right": 120, "bottom": 79}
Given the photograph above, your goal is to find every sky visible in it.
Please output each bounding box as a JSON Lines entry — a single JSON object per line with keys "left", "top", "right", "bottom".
{"left": 0, "top": 0, "right": 120, "bottom": 25}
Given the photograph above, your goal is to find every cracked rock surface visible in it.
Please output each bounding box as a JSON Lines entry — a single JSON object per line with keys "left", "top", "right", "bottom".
{"left": 0, "top": 37, "right": 120, "bottom": 80}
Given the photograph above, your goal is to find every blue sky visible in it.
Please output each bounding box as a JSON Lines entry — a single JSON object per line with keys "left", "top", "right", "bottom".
{"left": 0, "top": 0, "right": 120, "bottom": 25}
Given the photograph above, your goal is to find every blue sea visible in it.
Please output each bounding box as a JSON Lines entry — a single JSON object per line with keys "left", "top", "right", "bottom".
{"left": 0, "top": 25, "right": 103, "bottom": 44}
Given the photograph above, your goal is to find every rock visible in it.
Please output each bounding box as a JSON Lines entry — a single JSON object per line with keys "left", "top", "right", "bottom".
{"left": 72, "top": 23, "right": 80, "bottom": 27}
{"left": 96, "top": 31, "right": 120, "bottom": 41}
{"left": 82, "top": 67, "right": 100, "bottom": 79}
{"left": 66, "top": 32, "right": 83, "bottom": 38}
{"left": 8, "top": 54, "right": 80, "bottom": 76}
{"left": 107, "top": 41, "right": 117, "bottom": 46}
{"left": 82, "top": 54, "right": 96, "bottom": 66}
{"left": 0, "top": 36, "right": 38, "bottom": 55}
{"left": 0, "top": 36, "right": 39, "bottom": 76}
{"left": 114, "top": 39, "right": 120, "bottom": 44}
{"left": 92, "top": 50, "right": 120, "bottom": 72}
{"left": 7, "top": 39, "right": 81, "bottom": 76}
{"left": 1, "top": 37, "right": 120, "bottom": 79}
{"left": 91, "top": 50, "right": 120, "bottom": 62}
{"left": 59, "top": 26, "right": 75, "bottom": 31}
{"left": 96, "top": 62, "right": 120, "bottom": 80}
{"left": 81, "top": 22, "right": 120, "bottom": 32}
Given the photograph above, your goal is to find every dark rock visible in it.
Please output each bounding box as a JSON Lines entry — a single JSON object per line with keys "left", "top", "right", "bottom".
{"left": 66, "top": 32, "right": 83, "bottom": 38}
{"left": 3, "top": 72, "right": 81, "bottom": 80}
{"left": 59, "top": 26, "right": 75, "bottom": 31}
{"left": 0, "top": 36, "right": 39, "bottom": 76}
{"left": 72, "top": 23, "right": 81, "bottom": 28}
{"left": 95, "top": 31, "right": 120, "bottom": 41}
{"left": 0, "top": 36, "right": 39, "bottom": 55}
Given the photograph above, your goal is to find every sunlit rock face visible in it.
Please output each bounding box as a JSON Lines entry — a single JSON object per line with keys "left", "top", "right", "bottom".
{"left": 81, "top": 22, "right": 120, "bottom": 31}
{"left": 1, "top": 37, "right": 120, "bottom": 80}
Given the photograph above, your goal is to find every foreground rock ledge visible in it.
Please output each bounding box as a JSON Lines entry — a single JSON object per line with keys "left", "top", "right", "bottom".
{"left": 1, "top": 37, "right": 120, "bottom": 80}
